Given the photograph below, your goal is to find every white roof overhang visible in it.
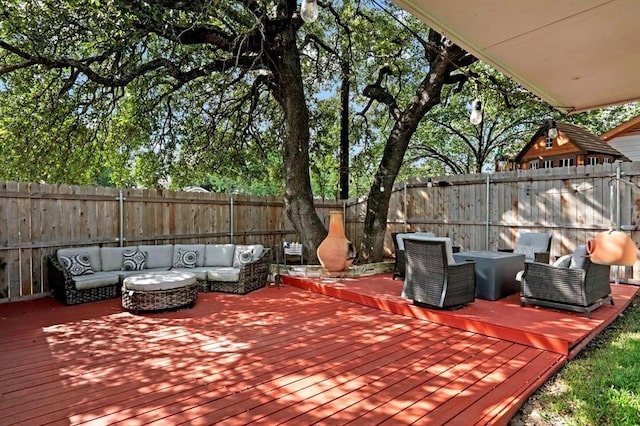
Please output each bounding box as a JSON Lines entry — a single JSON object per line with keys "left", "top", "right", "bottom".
{"left": 392, "top": 0, "right": 640, "bottom": 113}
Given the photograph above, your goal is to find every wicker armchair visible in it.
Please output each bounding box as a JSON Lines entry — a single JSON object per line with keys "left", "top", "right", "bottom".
{"left": 48, "top": 255, "right": 120, "bottom": 305}
{"left": 520, "top": 245, "right": 613, "bottom": 318}
{"left": 392, "top": 232, "right": 435, "bottom": 280}
{"left": 500, "top": 232, "right": 552, "bottom": 264}
{"left": 402, "top": 238, "right": 476, "bottom": 309}
{"left": 207, "top": 248, "right": 272, "bottom": 294}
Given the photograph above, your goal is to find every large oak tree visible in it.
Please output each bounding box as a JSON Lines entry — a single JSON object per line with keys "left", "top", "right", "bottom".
{"left": 1, "top": 0, "right": 477, "bottom": 262}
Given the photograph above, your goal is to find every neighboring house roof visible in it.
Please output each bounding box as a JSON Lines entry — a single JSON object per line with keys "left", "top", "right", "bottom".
{"left": 601, "top": 115, "right": 640, "bottom": 141}
{"left": 515, "top": 122, "right": 630, "bottom": 163}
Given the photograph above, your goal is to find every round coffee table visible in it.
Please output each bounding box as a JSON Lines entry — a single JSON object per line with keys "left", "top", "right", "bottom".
{"left": 122, "top": 271, "right": 198, "bottom": 312}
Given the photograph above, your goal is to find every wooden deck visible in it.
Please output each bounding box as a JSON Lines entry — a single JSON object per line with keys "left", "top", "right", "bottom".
{"left": 0, "top": 275, "right": 636, "bottom": 425}
{"left": 282, "top": 274, "right": 638, "bottom": 358}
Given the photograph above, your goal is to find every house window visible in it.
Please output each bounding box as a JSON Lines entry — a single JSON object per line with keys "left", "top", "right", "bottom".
{"left": 529, "top": 160, "right": 539, "bottom": 170}
{"left": 603, "top": 157, "right": 611, "bottom": 164}
{"left": 560, "top": 158, "right": 574, "bottom": 168}
{"left": 545, "top": 137, "right": 553, "bottom": 149}
{"left": 588, "top": 157, "right": 599, "bottom": 166}
{"left": 543, "top": 160, "right": 553, "bottom": 168}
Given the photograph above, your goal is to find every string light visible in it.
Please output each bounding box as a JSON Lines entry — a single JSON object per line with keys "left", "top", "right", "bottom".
{"left": 300, "top": 0, "right": 319, "bottom": 23}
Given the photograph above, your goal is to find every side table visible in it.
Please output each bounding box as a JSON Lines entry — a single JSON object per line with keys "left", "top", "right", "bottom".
{"left": 452, "top": 251, "right": 525, "bottom": 301}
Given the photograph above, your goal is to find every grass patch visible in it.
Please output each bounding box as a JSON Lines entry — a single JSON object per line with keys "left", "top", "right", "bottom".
{"left": 512, "top": 294, "right": 640, "bottom": 425}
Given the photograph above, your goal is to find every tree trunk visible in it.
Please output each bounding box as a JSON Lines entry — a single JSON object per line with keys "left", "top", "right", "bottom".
{"left": 269, "top": 22, "right": 327, "bottom": 263}
{"left": 360, "top": 48, "right": 473, "bottom": 262}
{"left": 339, "top": 67, "right": 350, "bottom": 200}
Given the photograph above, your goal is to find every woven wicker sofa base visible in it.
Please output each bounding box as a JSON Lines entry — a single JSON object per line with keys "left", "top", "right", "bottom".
{"left": 201, "top": 280, "right": 265, "bottom": 295}
{"left": 122, "top": 283, "right": 198, "bottom": 312}
{"left": 520, "top": 294, "right": 614, "bottom": 318}
{"left": 58, "top": 284, "right": 120, "bottom": 305}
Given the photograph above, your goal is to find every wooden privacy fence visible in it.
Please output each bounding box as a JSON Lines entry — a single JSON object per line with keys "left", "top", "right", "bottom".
{"left": 352, "top": 161, "right": 640, "bottom": 281}
{"left": 2, "top": 162, "right": 640, "bottom": 302}
{"left": 0, "top": 182, "right": 342, "bottom": 301}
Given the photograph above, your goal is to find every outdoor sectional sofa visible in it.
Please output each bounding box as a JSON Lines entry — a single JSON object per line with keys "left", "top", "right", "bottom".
{"left": 48, "top": 243, "right": 272, "bottom": 305}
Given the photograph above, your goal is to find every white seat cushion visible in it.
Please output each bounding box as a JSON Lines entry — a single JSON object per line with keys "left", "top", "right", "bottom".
{"left": 206, "top": 267, "right": 241, "bottom": 282}
{"left": 172, "top": 267, "right": 208, "bottom": 281}
{"left": 123, "top": 271, "right": 196, "bottom": 292}
{"left": 72, "top": 272, "right": 119, "bottom": 290}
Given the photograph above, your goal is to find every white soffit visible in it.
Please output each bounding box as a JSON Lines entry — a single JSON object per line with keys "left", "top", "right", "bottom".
{"left": 392, "top": 0, "right": 640, "bottom": 113}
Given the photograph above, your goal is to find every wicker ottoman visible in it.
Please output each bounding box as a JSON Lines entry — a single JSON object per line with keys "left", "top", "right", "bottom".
{"left": 122, "top": 271, "right": 198, "bottom": 313}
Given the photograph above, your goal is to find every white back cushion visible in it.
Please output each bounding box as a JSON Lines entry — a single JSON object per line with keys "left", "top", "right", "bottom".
{"left": 396, "top": 232, "right": 436, "bottom": 250}
{"left": 138, "top": 244, "right": 174, "bottom": 269}
{"left": 101, "top": 246, "right": 138, "bottom": 271}
{"left": 204, "top": 244, "right": 236, "bottom": 267}
{"left": 516, "top": 233, "right": 551, "bottom": 251}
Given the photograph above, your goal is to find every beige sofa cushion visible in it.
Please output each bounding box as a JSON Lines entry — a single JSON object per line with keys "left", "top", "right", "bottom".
{"left": 207, "top": 267, "right": 241, "bottom": 282}
{"left": 204, "top": 244, "right": 236, "bottom": 267}
{"left": 138, "top": 244, "right": 174, "bottom": 269}
{"left": 101, "top": 246, "right": 139, "bottom": 272}
{"left": 72, "top": 272, "right": 119, "bottom": 290}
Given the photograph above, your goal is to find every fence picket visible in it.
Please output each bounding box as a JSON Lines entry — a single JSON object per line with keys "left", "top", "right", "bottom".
{"left": 2, "top": 163, "right": 640, "bottom": 300}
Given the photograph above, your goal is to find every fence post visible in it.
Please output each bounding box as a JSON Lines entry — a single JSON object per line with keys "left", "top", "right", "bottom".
{"left": 117, "top": 189, "right": 125, "bottom": 247}
{"left": 403, "top": 181, "right": 407, "bottom": 232}
{"left": 485, "top": 174, "right": 490, "bottom": 250}
{"left": 230, "top": 194, "right": 234, "bottom": 243}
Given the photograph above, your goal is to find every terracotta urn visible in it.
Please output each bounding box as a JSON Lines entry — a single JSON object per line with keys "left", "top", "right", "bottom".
{"left": 317, "top": 211, "right": 355, "bottom": 274}
{"left": 587, "top": 230, "right": 637, "bottom": 266}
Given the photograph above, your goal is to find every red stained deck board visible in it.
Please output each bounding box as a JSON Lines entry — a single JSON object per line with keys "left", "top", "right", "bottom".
{"left": 282, "top": 274, "right": 638, "bottom": 356}
{"left": 86, "top": 319, "right": 445, "bottom": 425}
{"left": 0, "top": 274, "right": 634, "bottom": 425}
{"left": 6, "top": 295, "right": 414, "bottom": 423}
{"left": 231, "top": 332, "right": 495, "bottom": 425}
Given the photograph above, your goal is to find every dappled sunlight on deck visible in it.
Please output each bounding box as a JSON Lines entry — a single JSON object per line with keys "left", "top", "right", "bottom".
{"left": 1, "top": 277, "right": 635, "bottom": 424}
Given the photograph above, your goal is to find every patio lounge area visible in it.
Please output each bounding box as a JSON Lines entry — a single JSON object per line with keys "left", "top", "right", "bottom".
{"left": 1, "top": 274, "right": 636, "bottom": 425}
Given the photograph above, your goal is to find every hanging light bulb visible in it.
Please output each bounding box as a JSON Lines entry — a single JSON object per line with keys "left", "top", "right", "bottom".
{"left": 470, "top": 99, "right": 483, "bottom": 125}
{"left": 300, "top": 0, "right": 319, "bottom": 23}
{"left": 547, "top": 118, "right": 558, "bottom": 138}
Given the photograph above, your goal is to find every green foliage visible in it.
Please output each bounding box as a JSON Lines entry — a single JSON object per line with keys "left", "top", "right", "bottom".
{"left": 407, "top": 63, "right": 551, "bottom": 174}
{"left": 2, "top": 0, "right": 640, "bottom": 197}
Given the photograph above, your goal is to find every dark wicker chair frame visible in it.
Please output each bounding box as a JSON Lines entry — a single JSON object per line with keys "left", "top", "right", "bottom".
{"left": 392, "top": 232, "right": 437, "bottom": 280}
{"left": 402, "top": 239, "right": 476, "bottom": 309}
{"left": 48, "top": 255, "right": 120, "bottom": 305}
{"left": 391, "top": 232, "right": 406, "bottom": 280}
{"left": 520, "top": 257, "right": 613, "bottom": 318}
{"left": 203, "top": 248, "right": 272, "bottom": 295}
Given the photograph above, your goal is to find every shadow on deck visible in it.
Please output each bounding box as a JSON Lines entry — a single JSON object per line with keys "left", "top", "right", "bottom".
{"left": 281, "top": 273, "right": 638, "bottom": 358}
